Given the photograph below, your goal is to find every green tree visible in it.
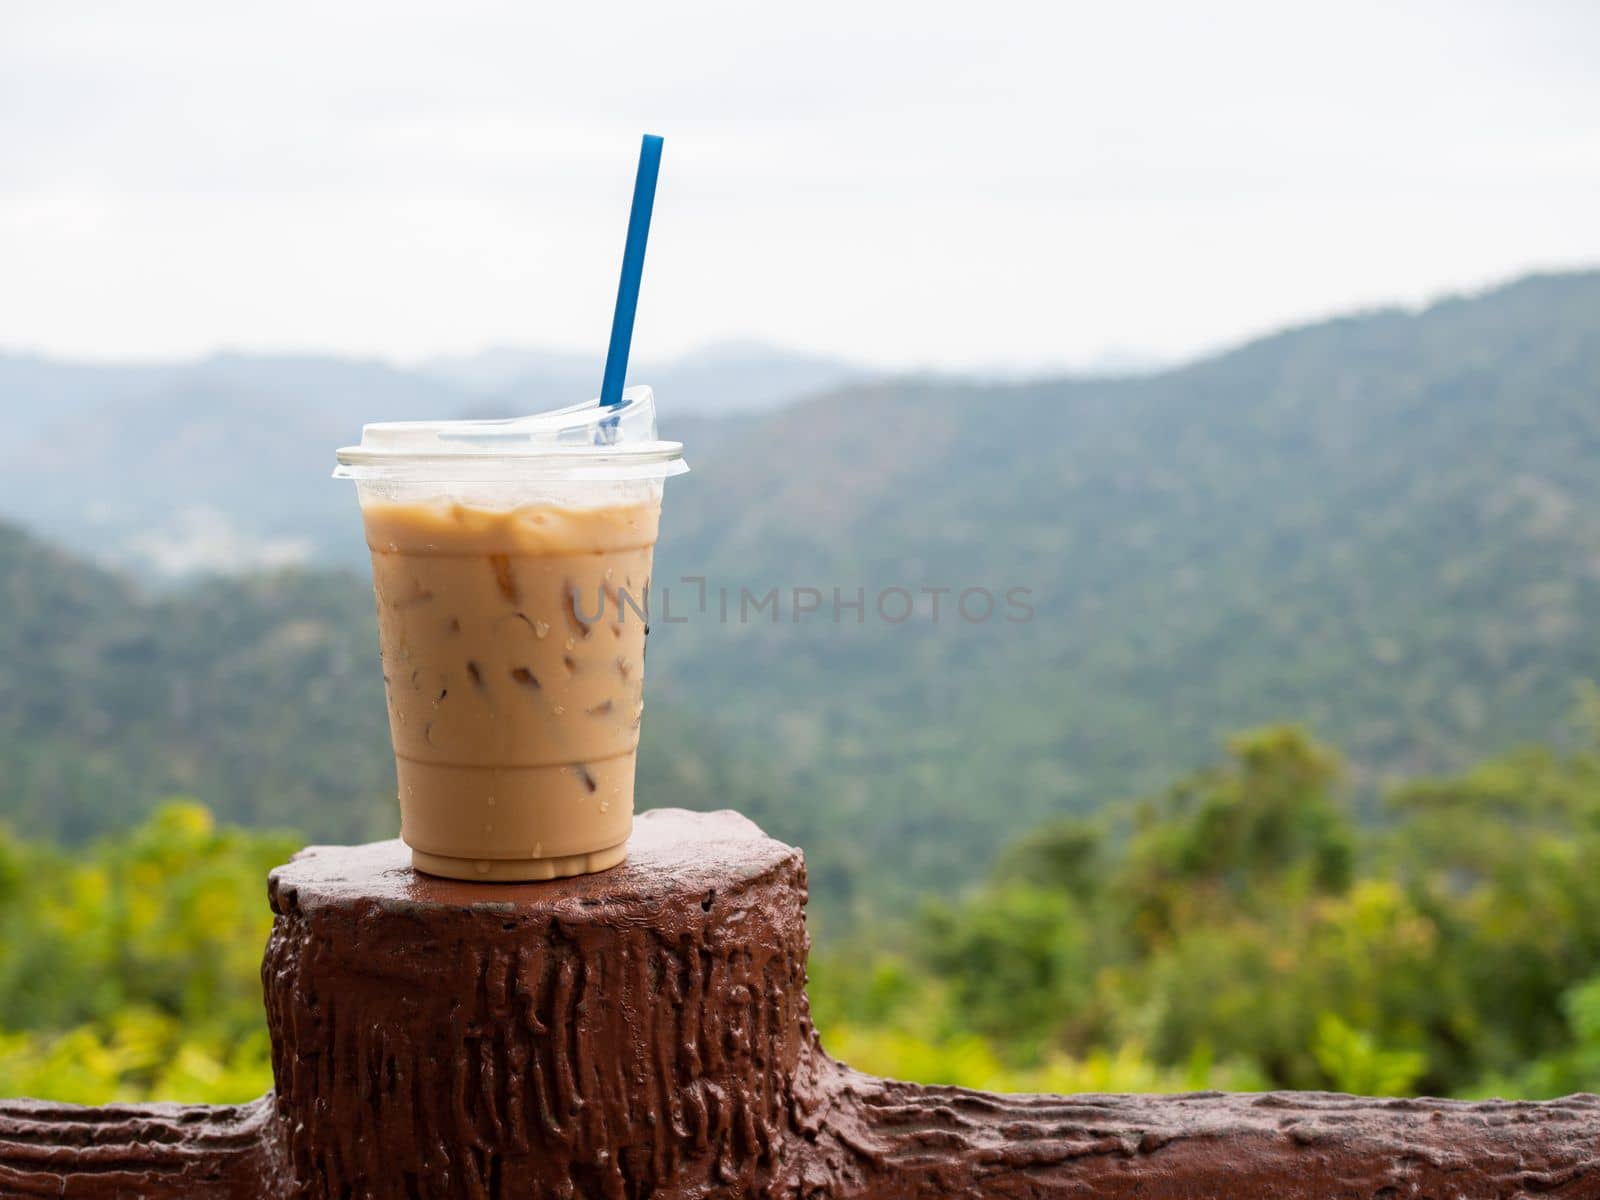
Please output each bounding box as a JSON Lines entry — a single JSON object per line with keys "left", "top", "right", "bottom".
{"left": 0, "top": 802, "right": 294, "bottom": 1103}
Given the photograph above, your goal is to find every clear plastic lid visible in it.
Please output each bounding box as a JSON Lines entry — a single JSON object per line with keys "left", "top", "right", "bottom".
{"left": 333, "top": 385, "right": 687, "bottom": 482}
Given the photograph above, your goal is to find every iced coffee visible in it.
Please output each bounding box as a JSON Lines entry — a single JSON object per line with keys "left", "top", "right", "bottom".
{"left": 335, "top": 388, "right": 685, "bottom": 880}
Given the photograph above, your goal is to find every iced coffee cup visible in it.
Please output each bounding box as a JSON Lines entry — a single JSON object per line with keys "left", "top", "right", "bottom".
{"left": 334, "top": 387, "right": 686, "bottom": 881}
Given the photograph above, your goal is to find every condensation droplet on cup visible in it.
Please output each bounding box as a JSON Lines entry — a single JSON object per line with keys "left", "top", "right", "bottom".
{"left": 534, "top": 842, "right": 543, "bottom": 857}
{"left": 599, "top": 799, "right": 610, "bottom": 813}
{"left": 553, "top": 705, "right": 565, "bottom": 715}
{"left": 475, "top": 861, "right": 491, "bottom": 875}
{"left": 483, "top": 823, "right": 493, "bottom": 834}
{"left": 534, "top": 620, "right": 550, "bottom": 639}
{"left": 486, "top": 795, "right": 496, "bottom": 807}
{"left": 565, "top": 636, "right": 576, "bottom": 651}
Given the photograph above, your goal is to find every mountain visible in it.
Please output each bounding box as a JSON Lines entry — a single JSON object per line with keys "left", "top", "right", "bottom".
{"left": 0, "top": 355, "right": 180, "bottom": 439}
{"left": 0, "top": 351, "right": 472, "bottom": 577}
{"left": 2, "top": 271, "right": 1599, "bottom": 916}
{"left": 0, "top": 343, "right": 863, "bottom": 580}
{"left": 644, "top": 271, "right": 1600, "bottom": 904}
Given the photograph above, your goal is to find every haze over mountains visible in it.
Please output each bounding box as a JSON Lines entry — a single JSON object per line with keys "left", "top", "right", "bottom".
{"left": 0, "top": 342, "right": 875, "bottom": 578}
{"left": 2, "top": 272, "right": 1598, "bottom": 915}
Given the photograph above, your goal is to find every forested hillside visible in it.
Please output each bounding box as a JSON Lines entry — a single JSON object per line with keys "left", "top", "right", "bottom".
{"left": 651, "top": 271, "right": 1600, "bottom": 904}
{"left": 2, "top": 273, "right": 1599, "bottom": 915}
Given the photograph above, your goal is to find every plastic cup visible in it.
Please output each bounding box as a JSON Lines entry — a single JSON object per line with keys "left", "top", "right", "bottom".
{"left": 334, "top": 387, "right": 687, "bottom": 880}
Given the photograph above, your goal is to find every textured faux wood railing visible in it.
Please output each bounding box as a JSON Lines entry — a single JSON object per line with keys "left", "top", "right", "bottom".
{"left": 3, "top": 809, "right": 1598, "bottom": 1198}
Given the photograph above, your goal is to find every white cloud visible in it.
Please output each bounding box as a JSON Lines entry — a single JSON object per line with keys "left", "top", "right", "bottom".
{"left": 1, "top": 0, "right": 1596, "bottom": 369}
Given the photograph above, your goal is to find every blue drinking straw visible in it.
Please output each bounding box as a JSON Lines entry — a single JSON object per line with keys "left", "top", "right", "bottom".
{"left": 600, "top": 134, "right": 664, "bottom": 409}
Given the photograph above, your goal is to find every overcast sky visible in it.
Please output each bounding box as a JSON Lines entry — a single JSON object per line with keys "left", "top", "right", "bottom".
{"left": 2, "top": 0, "right": 1597, "bottom": 372}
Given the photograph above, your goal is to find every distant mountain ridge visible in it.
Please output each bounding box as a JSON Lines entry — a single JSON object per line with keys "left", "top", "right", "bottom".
{"left": 0, "top": 337, "right": 1170, "bottom": 580}
{"left": 0, "top": 342, "right": 872, "bottom": 579}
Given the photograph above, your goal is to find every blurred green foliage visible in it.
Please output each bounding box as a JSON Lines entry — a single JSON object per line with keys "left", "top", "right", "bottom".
{"left": 0, "top": 803, "right": 294, "bottom": 1103}
{"left": 6, "top": 722, "right": 1600, "bottom": 1104}
{"left": 810, "top": 722, "right": 1600, "bottom": 1098}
